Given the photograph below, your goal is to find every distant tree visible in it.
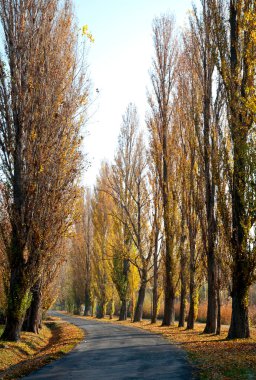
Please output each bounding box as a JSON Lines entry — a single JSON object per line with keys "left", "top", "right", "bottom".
{"left": 107, "top": 105, "right": 138, "bottom": 320}
{"left": 91, "top": 165, "right": 113, "bottom": 319}
{"left": 107, "top": 105, "right": 155, "bottom": 322}
{"left": 83, "top": 189, "right": 94, "bottom": 316}
{"left": 148, "top": 14, "right": 179, "bottom": 326}
{"left": 147, "top": 159, "right": 163, "bottom": 324}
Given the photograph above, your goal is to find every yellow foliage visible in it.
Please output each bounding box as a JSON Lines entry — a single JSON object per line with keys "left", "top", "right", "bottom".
{"left": 81, "top": 24, "right": 95, "bottom": 43}
{"left": 38, "top": 165, "right": 44, "bottom": 174}
{"left": 30, "top": 130, "right": 37, "bottom": 141}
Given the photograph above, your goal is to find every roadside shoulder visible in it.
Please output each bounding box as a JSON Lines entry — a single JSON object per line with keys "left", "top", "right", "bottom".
{"left": 0, "top": 317, "right": 84, "bottom": 379}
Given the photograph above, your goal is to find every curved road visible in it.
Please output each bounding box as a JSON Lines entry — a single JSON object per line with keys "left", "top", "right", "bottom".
{"left": 25, "top": 312, "right": 195, "bottom": 379}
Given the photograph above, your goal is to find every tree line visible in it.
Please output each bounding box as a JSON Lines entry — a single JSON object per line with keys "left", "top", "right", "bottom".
{"left": 0, "top": 0, "right": 89, "bottom": 341}
{"left": 59, "top": 0, "right": 256, "bottom": 341}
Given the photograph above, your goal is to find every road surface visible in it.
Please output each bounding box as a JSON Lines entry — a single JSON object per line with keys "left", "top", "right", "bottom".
{"left": 24, "top": 312, "right": 195, "bottom": 379}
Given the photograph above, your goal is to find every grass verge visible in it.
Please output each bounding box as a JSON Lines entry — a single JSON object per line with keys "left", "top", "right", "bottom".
{"left": 0, "top": 317, "right": 84, "bottom": 379}
{"left": 66, "top": 313, "right": 256, "bottom": 380}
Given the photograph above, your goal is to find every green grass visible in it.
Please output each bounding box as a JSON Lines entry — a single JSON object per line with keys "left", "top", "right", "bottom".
{"left": 223, "top": 367, "right": 256, "bottom": 380}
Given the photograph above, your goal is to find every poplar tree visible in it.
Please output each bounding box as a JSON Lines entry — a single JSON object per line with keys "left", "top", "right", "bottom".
{"left": 0, "top": 0, "right": 86, "bottom": 341}
{"left": 209, "top": 0, "right": 256, "bottom": 339}
{"left": 148, "top": 14, "right": 178, "bottom": 326}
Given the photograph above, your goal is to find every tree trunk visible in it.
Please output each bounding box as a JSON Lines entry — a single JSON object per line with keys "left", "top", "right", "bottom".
{"left": 1, "top": 269, "right": 31, "bottom": 341}
{"left": 226, "top": 0, "right": 251, "bottom": 341}
{"left": 1, "top": 311, "right": 25, "bottom": 342}
{"left": 119, "top": 299, "right": 127, "bottom": 321}
{"left": 187, "top": 270, "right": 197, "bottom": 330}
{"left": 96, "top": 301, "right": 106, "bottom": 319}
{"left": 216, "top": 286, "right": 221, "bottom": 335}
{"left": 227, "top": 110, "right": 250, "bottom": 339}
{"left": 84, "top": 288, "right": 91, "bottom": 316}
{"left": 179, "top": 230, "right": 187, "bottom": 328}
{"left": 23, "top": 279, "right": 42, "bottom": 334}
{"left": 228, "top": 264, "right": 250, "bottom": 339}
{"left": 161, "top": 98, "right": 175, "bottom": 327}
{"left": 202, "top": 1, "right": 217, "bottom": 335}
{"left": 91, "top": 298, "right": 95, "bottom": 317}
{"left": 133, "top": 279, "right": 147, "bottom": 322}
{"left": 162, "top": 282, "right": 175, "bottom": 325}
{"left": 74, "top": 300, "right": 81, "bottom": 315}
{"left": 187, "top": 224, "right": 197, "bottom": 330}
{"left": 204, "top": 252, "right": 217, "bottom": 333}
{"left": 109, "top": 299, "right": 114, "bottom": 319}
{"left": 162, "top": 279, "right": 175, "bottom": 326}
{"left": 151, "top": 282, "right": 158, "bottom": 324}
{"left": 179, "top": 278, "right": 186, "bottom": 328}
{"left": 151, "top": 228, "right": 159, "bottom": 324}
{"left": 162, "top": 234, "right": 175, "bottom": 326}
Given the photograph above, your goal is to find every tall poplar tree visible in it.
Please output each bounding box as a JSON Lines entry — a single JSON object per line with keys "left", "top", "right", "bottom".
{"left": 0, "top": 0, "right": 86, "bottom": 341}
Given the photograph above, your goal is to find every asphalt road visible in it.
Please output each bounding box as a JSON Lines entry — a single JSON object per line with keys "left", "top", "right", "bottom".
{"left": 24, "top": 312, "right": 195, "bottom": 380}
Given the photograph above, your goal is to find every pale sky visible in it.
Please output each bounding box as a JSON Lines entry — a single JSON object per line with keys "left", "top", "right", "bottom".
{"left": 75, "top": 0, "right": 198, "bottom": 187}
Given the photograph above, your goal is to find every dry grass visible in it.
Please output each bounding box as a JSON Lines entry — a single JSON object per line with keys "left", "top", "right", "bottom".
{"left": 143, "top": 299, "right": 256, "bottom": 327}
{"left": 72, "top": 313, "right": 256, "bottom": 380}
{"left": 0, "top": 317, "right": 84, "bottom": 379}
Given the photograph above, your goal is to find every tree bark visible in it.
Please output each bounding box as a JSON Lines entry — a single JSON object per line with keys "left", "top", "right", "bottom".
{"left": 161, "top": 157, "right": 175, "bottom": 326}
{"left": 23, "top": 279, "right": 42, "bottom": 334}
{"left": 109, "top": 299, "right": 114, "bottom": 319}
{"left": 73, "top": 300, "right": 81, "bottom": 315}
{"left": 216, "top": 285, "right": 221, "bottom": 335}
{"left": 162, "top": 263, "right": 175, "bottom": 327}
{"left": 84, "top": 288, "right": 91, "bottom": 316}
{"left": 179, "top": 277, "right": 186, "bottom": 328}
{"left": 151, "top": 286, "right": 158, "bottom": 324}
{"left": 133, "top": 276, "right": 147, "bottom": 322}
{"left": 179, "top": 225, "right": 187, "bottom": 328}
{"left": 187, "top": 268, "right": 197, "bottom": 330}
{"left": 119, "top": 299, "right": 128, "bottom": 321}
{"left": 114, "top": 258, "right": 129, "bottom": 321}
{"left": 151, "top": 227, "right": 159, "bottom": 324}
{"left": 151, "top": 272, "right": 158, "bottom": 324}
{"left": 162, "top": 232, "right": 175, "bottom": 326}
{"left": 201, "top": 0, "right": 217, "bottom": 335}
{"left": 96, "top": 301, "right": 106, "bottom": 319}
{"left": 1, "top": 269, "right": 31, "bottom": 341}
{"left": 204, "top": 252, "right": 217, "bottom": 333}
{"left": 187, "top": 213, "right": 197, "bottom": 330}
{"left": 228, "top": 262, "right": 250, "bottom": 339}
{"left": 91, "top": 298, "right": 95, "bottom": 317}
{"left": 227, "top": 0, "right": 251, "bottom": 337}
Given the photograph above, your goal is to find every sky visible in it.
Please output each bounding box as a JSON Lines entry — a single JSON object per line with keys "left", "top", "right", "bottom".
{"left": 74, "top": 0, "right": 199, "bottom": 188}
